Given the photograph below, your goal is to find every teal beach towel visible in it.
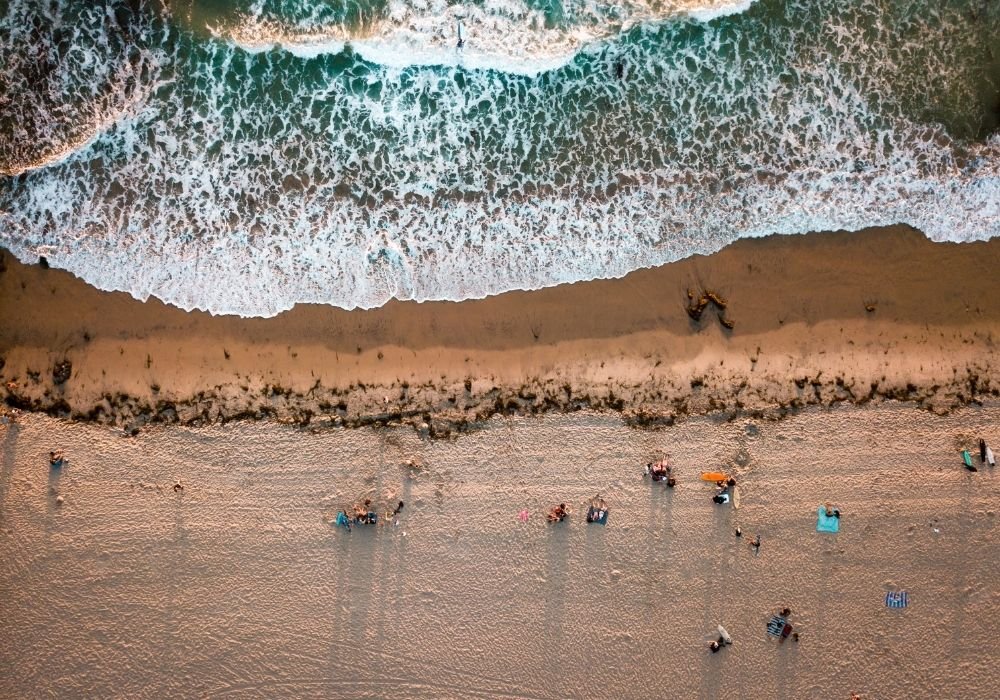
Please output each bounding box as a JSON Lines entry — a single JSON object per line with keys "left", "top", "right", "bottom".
{"left": 816, "top": 506, "right": 840, "bottom": 533}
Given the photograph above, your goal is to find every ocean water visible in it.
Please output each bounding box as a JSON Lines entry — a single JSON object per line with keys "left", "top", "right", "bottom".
{"left": 0, "top": 0, "right": 998, "bottom": 316}
{"left": 2, "top": 405, "right": 999, "bottom": 697}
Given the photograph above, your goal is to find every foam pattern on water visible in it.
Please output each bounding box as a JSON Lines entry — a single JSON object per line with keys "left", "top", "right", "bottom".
{"left": 0, "top": 0, "right": 998, "bottom": 316}
{"left": 206, "top": 0, "right": 757, "bottom": 74}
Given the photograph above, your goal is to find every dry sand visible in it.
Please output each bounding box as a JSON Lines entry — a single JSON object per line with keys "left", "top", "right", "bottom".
{"left": 2, "top": 225, "right": 1000, "bottom": 433}
{"left": 1, "top": 406, "right": 998, "bottom": 699}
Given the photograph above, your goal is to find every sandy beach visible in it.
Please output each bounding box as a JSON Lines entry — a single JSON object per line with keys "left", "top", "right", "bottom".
{"left": 1, "top": 405, "right": 998, "bottom": 698}
{"left": 3, "top": 224, "right": 1000, "bottom": 698}
{"left": 2, "top": 225, "right": 1000, "bottom": 433}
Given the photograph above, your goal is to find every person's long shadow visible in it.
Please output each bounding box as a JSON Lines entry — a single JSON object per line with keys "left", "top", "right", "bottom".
{"left": 540, "top": 512, "right": 572, "bottom": 692}
{"left": 327, "top": 434, "right": 387, "bottom": 687}
{"left": 648, "top": 476, "right": 676, "bottom": 560}
{"left": 0, "top": 420, "right": 21, "bottom": 529}
{"left": 46, "top": 460, "right": 64, "bottom": 518}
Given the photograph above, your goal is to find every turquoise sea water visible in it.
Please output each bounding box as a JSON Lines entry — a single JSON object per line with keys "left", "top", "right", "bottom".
{"left": 1, "top": 0, "right": 998, "bottom": 315}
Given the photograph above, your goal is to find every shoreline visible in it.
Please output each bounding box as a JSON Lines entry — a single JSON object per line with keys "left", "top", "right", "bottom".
{"left": 2, "top": 224, "right": 1000, "bottom": 436}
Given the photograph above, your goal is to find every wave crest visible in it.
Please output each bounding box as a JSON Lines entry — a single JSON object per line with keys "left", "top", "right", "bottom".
{"left": 210, "top": 0, "right": 758, "bottom": 74}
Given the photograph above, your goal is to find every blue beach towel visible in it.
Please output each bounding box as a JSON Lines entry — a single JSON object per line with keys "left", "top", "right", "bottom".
{"left": 816, "top": 506, "right": 840, "bottom": 533}
{"left": 885, "top": 591, "right": 908, "bottom": 608}
{"left": 766, "top": 615, "right": 787, "bottom": 637}
{"left": 586, "top": 506, "right": 609, "bottom": 525}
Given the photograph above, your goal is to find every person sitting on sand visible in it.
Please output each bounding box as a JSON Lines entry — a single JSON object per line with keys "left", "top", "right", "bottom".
{"left": 650, "top": 459, "right": 670, "bottom": 479}
{"left": 547, "top": 503, "right": 569, "bottom": 522}
{"left": 49, "top": 451, "right": 64, "bottom": 467}
{"left": 824, "top": 502, "right": 841, "bottom": 518}
{"left": 353, "top": 499, "right": 375, "bottom": 523}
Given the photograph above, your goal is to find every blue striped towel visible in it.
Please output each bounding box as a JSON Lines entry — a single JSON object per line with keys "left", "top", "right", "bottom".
{"left": 766, "top": 615, "right": 787, "bottom": 637}
{"left": 885, "top": 591, "right": 908, "bottom": 608}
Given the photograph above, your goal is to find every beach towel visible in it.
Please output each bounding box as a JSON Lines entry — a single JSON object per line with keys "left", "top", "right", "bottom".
{"left": 816, "top": 506, "right": 840, "bottom": 533}
{"left": 335, "top": 511, "right": 351, "bottom": 529}
{"left": 885, "top": 591, "right": 908, "bottom": 608}
{"left": 987, "top": 447, "right": 996, "bottom": 467}
{"left": 961, "top": 450, "right": 974, "bottom": 469}
{"left": 766, "top": 615, "right": 787, "bottom": 637}
{"left": 586, "top": 506, "right": 609, "bottom": 525}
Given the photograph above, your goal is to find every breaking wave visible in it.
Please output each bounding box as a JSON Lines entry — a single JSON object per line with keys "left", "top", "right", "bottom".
{"left": 1, "top": 0, "right": 998, "bottom": 316}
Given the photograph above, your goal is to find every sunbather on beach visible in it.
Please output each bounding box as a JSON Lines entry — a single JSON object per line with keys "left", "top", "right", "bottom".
{"left": 547, "top": 503, "right": 569, "bottom": 522}
{"left": 586, "top": 495, "right": 609, "bottom": 522}
{"left": 353, "top": 499, "right": 374, "bottom": 522}
{"left": 650, "top": 459, "right": 670, "bottom": 478}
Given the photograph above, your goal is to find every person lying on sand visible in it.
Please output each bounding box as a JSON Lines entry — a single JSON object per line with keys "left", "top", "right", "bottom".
{"left": 586, "top": 495, "right": 609, "bottom": 522}
{"left": 709, "top": 630, "right": 732, "bottom": 653}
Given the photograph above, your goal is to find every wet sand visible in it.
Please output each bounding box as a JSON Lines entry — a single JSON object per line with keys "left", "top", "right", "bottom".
{"left": 1, "top": 405, "right": 998, "bottom": 699}
{"left": 2, "top": 225, "right": 1000, "bottom": 433}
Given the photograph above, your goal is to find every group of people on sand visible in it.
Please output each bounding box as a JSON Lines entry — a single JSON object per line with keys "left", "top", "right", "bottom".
{"left": 546, "top": 494, "right": 608, "bottom": 524}
{"left": 713, "top": 607, "right": 800, "bottom": 654}
{"left": 645, "top": 458, "right": 676, "bottom": 487}
{"left": 336, "top": 499, "right": 405, "bottom": 531}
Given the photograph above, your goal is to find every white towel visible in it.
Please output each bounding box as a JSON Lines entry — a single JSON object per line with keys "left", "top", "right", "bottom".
{"left": 987, "top": 446, "right": 996, "bottom": 467}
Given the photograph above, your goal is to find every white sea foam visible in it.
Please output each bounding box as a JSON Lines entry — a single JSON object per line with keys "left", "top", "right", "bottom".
{"left": 213, "top": 0, "right": 760, "bottom": 75}
{"left": 1, "top": 0, "right": 998, "bottom": 316}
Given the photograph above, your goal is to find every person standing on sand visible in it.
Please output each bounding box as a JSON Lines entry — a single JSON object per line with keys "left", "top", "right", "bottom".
{"left": 751, "top": 534, "right": 761, "bottom": 555}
